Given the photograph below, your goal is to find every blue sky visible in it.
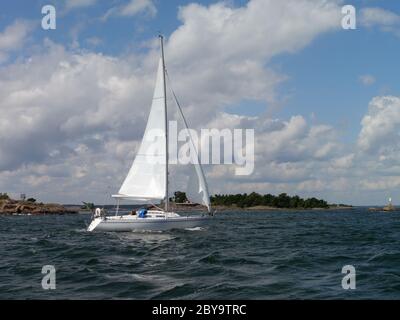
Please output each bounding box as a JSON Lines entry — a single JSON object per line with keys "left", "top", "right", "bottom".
{"left": 274, "top": 20, "right": 400, "bottom": 142}
{"left": 1, "top": 0, "right": 400, "bottom": 205}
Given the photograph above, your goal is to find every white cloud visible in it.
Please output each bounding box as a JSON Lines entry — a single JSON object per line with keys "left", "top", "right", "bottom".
{"left": 8, "top": 0, "right": 400, "bottom": 205}
{"left": 0, "top": 39, "right": 152, "bottom": 173}
{"left": 360, "top": 177, "right": 400, "bottom": 192}
{"left": 358, "top": 96, "right": 400, "bottom": 154}
{"left": 201, "top": 93, "right": 400, "bottom": 205}
{"left": 0, "top": 20, "right": 32, "bottom": 63}
{"left": 168, "top": 0, "right": 341, "bottom": 62}
{"left": 65, "top": 0, "right": 98, "bottom": 10}
{"left": 120, "top": 0, "right": 157, "bottom": 17}
{"left": 159, "top": 0, "right": 341, "bottom": 125}
{"left": 359, "top": 74, "right": 376, "bottom": 86}
{"left": 360, "top": 7, "right": 400, "bottom": 36}
{"left": 103, "top": 0, "right": 157, "bottom": 20}
{"left": 331, "top": 154, "right": 355, "bottom": 169}
{"left": 361, "top": 7, "right": 400, "bottom": 27}
{"left": 0, "top": 0, "right": 346, "bottom": 203}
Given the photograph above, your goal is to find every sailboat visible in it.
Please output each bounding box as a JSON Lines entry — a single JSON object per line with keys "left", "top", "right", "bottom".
{"left": 87, "top": 35, "right": 212, "bottom": 232}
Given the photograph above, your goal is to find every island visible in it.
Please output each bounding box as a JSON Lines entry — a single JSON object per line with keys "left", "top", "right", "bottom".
{"left": 0, "top": 191, "right": 352, "bottom": 215}
{"left": 0, "top": 193, "right": 78, "bottom": 215}
{"left": 167, "top": 191, "right": 352, "bottom": 211}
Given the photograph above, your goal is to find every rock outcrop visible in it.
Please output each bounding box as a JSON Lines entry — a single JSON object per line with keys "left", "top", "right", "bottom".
{"left": 0, "top": 198, "right": 78, "bottom": 215}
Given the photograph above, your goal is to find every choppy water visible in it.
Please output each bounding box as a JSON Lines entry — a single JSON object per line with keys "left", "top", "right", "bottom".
{"left": 1, "top": 208, "right": 400, "bottom": 299}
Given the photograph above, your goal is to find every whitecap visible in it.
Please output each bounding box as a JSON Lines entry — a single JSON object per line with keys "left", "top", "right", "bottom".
{"left": 185, "top": 227, "right": 204, "bottom": 231}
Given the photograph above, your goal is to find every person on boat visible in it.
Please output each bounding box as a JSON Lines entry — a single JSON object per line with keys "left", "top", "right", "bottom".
{"left": 138, "top": 208, "right": 147, "bottom": 218}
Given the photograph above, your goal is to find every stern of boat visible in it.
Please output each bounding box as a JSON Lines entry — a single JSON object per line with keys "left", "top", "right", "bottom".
{"left": 87, "top": 217, "right": 103, "bottom": 232}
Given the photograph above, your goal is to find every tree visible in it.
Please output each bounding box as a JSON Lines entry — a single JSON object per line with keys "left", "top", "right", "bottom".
{"left": 0, "top": 193, "right": 9, "bottom": 200}
{"left": 172, "top": 191, "right": 188, "bottom": 203}
{"left": 81, "top": 202, "right": 95, "bottom": 210}
{"left": 210, "top": 192, "right": 330, "bottom": 209}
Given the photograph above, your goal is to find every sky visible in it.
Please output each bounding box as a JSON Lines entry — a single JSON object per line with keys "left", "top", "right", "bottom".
{"left": 1, "top": 0, "right": 400, "bottom": 205}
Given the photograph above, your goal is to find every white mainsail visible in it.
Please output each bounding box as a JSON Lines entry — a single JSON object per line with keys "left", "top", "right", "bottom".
{"left": 113, "top": 58, "right": 166, "bottom": 201}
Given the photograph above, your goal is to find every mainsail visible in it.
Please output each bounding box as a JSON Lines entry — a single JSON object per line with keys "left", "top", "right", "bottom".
{"left": 113, "top": 58, "right": 167, "bottom": 201}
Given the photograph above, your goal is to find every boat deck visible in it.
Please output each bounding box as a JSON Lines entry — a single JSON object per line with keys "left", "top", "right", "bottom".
{"left": 106, "top": 210, "right": 182, "bottom": 220}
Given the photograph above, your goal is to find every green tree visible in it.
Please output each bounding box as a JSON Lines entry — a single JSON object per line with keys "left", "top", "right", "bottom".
{"left": 173, "top": 191, "right": 188, "bottom": 203}
{"left": 0, "top": 193, "right": 9, "bottom": 200}
{"left": 210, "top": 192, "right": 329, "bottom": 209}
{"left": 81, "top": 202, "right": 95, "bottom": 210}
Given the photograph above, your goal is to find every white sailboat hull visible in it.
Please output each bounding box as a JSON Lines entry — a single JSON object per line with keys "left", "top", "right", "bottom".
{"left": 88, "top": 212, "right": 210, "bottom": 232}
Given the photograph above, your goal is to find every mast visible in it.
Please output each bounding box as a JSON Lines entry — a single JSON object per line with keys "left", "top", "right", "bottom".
{"left": 160, "top": 35, "right": 169, "bottom": 212}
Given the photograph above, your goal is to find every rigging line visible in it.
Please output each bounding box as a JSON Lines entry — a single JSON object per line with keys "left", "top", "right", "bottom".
{"left": 134, "top": 153, "right": 165, "bottom": 157}
{"left": 165, "top": 70, "right": 211, "bottom": 212}
{"left": 149, "top": 201, "right": 164, "bottom": 212}
{"left": 102, "top": 185, "right": 111, "bottom": 212}
{"left": 165, "top": 70, "right": 201, "bottom": 163}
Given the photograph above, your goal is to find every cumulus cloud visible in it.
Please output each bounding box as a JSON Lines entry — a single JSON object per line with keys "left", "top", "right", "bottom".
{"left": 358, "top": 96, "right": 400, "bottom": 154}
{"left": 202, "top": 94, "right": 400, "bottom": 204}
{"left": 253, "top": 115, "right": 339, "bottom": 163}
{"left": 102, "top": 0, "right": 157, "bottom": 20}
{"left": 159, "top": 0, "right": 341, "bottom": 124}
{"left": 0, "top": 0, "right": 346, "bottom": 203}
{"left": 178, "top": 107, "right": 342, "bottom": 194}
{"left": 0, "top": 39, "right": 153, "bottom": 171}
{"left": 360, "top": 176, "right": 400, "bottom": 191}
{"left": 6, "top": 0, "right": 398, "bottom": 205}
{"left": 0, "top": 20, "right": 33, "bottom": 63}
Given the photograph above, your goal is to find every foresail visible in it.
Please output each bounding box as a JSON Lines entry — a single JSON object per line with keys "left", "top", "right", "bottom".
{"left": 193, "top": 155, "right": 211, "bottom": 212}
{"left": 175, "top": 98, "right": 211, "bottom": 212}
{"left": 116, "top": 59, "right": 166, "bottom": 200}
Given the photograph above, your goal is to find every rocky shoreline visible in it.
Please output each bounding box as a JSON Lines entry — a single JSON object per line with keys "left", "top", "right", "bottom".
{"left": 0, "top": 198, "right": 78, "bottom": 215}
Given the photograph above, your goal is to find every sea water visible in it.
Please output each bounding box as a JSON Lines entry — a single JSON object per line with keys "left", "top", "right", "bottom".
{"left": 1, "top": 208, "right": 399, "bottom": 299}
